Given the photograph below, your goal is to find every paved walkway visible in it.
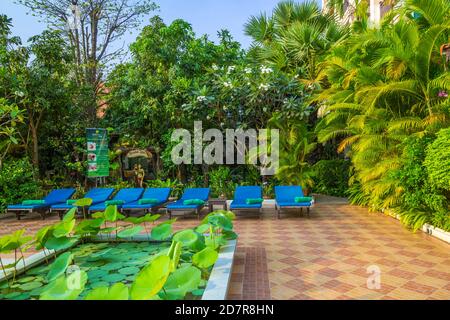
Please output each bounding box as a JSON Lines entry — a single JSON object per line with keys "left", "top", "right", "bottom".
{"left": 1, "top": 195, "right": 449, "bottom": 300}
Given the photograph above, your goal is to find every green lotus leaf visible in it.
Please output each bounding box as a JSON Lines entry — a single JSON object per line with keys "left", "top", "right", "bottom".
{"left": 104, "top": 205, "right": 119, "bottom": 222}
{"left": 34, "top": 225, "right": 53, "bottom": 250}
{"left": 62, "top": 207, "right": 77, "bottom": 222}
{"left": 172, "top": 229, "right": 198, "bottom": 248}
{"left": 191, "top": 288, "right": 205, "bottom": 296}
{"left": 40, "top": 270, "right": 87, "bottom": 300}
{"left": 195, "top": 223, "right": 210, "bottom": 234}
{"left": 4, "top": 291, "right": 21, "bottom": 299}
{"left": 54, "top": 220, "right": 76, "bottom": 239}
{"left": 102, "top": 261, "right": 126, "bottom": 271}
{"left": 161, "top": 218, "right": 177, "bottom": 225}
{"left": 140, "top": 214, "right": 161, "bottom": 223}
{"left": 167, "top": 240, "right": 182, "bottom": 272}
{"left": 164, "top": 265, "right": 201, "bottom": 297}
{"left": 90, "top": 281, "right": 110, "bottom": 288}
{"left": 18, "top": 281, "right": 43, "bottom": 291}
{"left": 102, "top": 273, "right": 126, "bottom": 283}
{"left": 91, "top": 211, "right": 105, "bottom": 219}
{"left": 207, "top": 213, "right": 233, "bottom": 231}
{"left": 47, "top": 251, "right": 74, "bottom": 282}
{"left": 130, "top": 255, "right": 171, "bottom": 300}
{"left": 85, "top": 282, "right": 129, "bottom": 300}
{"left": 118, "top": 266, "right": 140, "bottom": 275}
{"left": 117, "top": 226, "right": 144, "bottom": 238}
{"left": 192, "top": 247, "right": 218, "bottom": 269}
{"left": 74, "top": 198, "right": 93, "bottom": 207}
{"left": 11, "top": 292, "right": 30, "bottom": 300}
{"left": 45, "top": 236, "right": 78, "bottom": 251}
{"left": 98, "top": 227, "right": 119, "bottom": 234}
{"left": 151, "top": 223, "right": 172, "bottom": 240}
{"left": 124, "top": 217, "right": 141, "bottom": 224}
{"left": 90, "top": 248, "right": 114, "bottom": 259}
{"left": 222, "top": 230, "right": 238, "bottom": 240}
{"left": 17, "top": 276, "right": 36, "bottom": 283}
{"left": 86, "top": 270, "right": 106, "bottom": 279}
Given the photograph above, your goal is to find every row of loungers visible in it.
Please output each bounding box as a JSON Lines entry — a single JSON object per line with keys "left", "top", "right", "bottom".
{"left": 7, "top": 185, "right": 314, "bottom": 220}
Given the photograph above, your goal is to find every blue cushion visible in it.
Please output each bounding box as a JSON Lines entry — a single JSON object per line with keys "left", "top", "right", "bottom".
{"left": 233, "top": 186, "right": 262, "bottom": 201}
{"left": 275, "top": 186, "right": 304, "bottom": 202}
{"left": 89, "top": 188, "right": 144, "bottom": 211}
{"left": 50, "top": 203, "right": 76, "bottom": 210}
{"left": 122, "top": 188, "right": 171, "bottom": 209}
{"left": 8, "top": 188, "right": 76, "bottom": 211}
{"left": 180, "top": 188, "right": 210, "bottom": 201}
{"left": 167, "top": 199, "right": 203, "bottom": 210}
{"left": 44, "top": 188, "right": 76, "bottom": 205}
{"left": 7, "top": 204, "right": 48, "bottom": 210}
{"left": 277, "top": 201, "right": 312, "bottom": 207}
{"left": 230, "top": 199, "right": 262, "bottom": 209}
{"left": 84, "top": 188, "right": 115, "bottom": 203}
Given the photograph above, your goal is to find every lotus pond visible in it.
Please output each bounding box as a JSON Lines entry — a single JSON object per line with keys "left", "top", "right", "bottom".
{"left": 0, "top": 205, "right": 237, "bottom": 300}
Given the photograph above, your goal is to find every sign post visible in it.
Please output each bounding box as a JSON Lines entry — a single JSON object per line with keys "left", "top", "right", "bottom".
{"left": 86, "top": 128, "right": 110, "bottom": 182}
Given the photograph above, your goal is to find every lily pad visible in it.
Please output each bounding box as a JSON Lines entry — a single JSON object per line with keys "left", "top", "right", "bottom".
{"left": 87, "top": 269, "right": 108, "bottom": 279}
{"left": 102, "top": 262, "right": 125, "bottom": 271}
{"left": 118, "top": 266, "right": 140, "bottom": 275}
{"left": 17, "top": 276, "right": 36, "bottom": 283}
{"left": 90, "top": 281, "right": 110, "bottom": 289}
{"left": 101, "top": 273, "right": 126, "bottom": 283}
{"left": 18, "top": 281, "right": 43, "bottom": 291}
{"left": 4, "top": 291, "right": 21, "bottom": 299}
{"left": 11, "top": 292, "right": 30, "bottom": 300}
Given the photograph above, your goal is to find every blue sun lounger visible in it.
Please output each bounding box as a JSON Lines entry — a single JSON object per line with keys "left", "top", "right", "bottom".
{"left": 88, "top": 188, "right": 144, "bottom": 214}
{"left": 50, "top": 188, "right": 115, "bottom": 219}
{"left": 122, "top": 188, "right": 172, "bottom": 216}
{"left": 166, "top": 188, "right": 210, "bottom": 219}
{"left": 274, "top": 185, "right": 314, "bottom": 219}
{"left": 7, "top": 188, "right": 76, "bottom": 220}
{"left": 230, "top": 186, "right": 263, "bottom": 216}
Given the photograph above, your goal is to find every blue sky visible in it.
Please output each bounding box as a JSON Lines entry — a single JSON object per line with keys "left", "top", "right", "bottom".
{"left": 1, "top": 0, "right": 317, "bottom": 49}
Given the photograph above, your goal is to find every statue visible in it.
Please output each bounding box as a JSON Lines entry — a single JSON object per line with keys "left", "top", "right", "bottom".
{"left": 134, "top": 164, "right": 145, "bottom": 188}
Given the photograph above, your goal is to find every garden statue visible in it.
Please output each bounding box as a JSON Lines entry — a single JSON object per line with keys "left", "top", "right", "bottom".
{"left": 134, "top": 164, "right": 145, "bottom": 188}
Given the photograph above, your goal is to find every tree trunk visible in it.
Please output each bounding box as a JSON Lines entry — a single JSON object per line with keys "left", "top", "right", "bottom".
{"left": 30, "top": 122, "right": 39, "bottom": 172}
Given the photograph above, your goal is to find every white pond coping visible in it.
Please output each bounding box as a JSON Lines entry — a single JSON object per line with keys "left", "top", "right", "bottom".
{"left": 0, "top": 236, "right": 238, "bottom": 300}
{"left": 202, "top": 239, "right": 237, "bottom": 300}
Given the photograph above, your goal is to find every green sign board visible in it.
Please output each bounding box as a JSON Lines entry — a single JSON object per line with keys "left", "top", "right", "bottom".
{"left": 86, "top": 128, "right": 110, "bottom": 178}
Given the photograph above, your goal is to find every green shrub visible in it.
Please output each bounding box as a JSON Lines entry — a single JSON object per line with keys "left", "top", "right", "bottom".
{"left": 312, "top": 159, "right": 350, "bottom": 197}
{"left": 146, "top": 178, "right": 183, "bottom": 198}
{"left": 208, "top": 167, "right": 234, "bottom": 198}
{"left": 0, "top": 158, "right": 41, "bottom": 213}
{"left": 424, "top": 128, "right": 450, "bottom": 191}
{"left": 393, "top": 136, "right": 448, "bottom": 231}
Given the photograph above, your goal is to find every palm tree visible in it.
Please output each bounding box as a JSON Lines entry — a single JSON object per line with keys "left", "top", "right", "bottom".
{"left": 268, "top": 112, "right": 316, "bottom": 190}
{"left": 245, "top": 0, "right": 348, "bottom": 82}
{"left": 315, "top": 0, "right": 450, "bottom": 212}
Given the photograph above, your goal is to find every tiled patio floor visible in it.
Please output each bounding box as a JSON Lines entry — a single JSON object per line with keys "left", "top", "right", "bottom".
{"left": 1, "top": 195, "right": 449, "bottom": 300}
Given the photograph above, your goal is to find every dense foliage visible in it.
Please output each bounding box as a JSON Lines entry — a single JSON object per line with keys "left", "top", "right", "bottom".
{"left": 0, "top": 0, "right": 449, "bottom": 232}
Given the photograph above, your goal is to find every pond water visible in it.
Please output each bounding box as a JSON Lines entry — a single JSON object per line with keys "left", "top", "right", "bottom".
{"left": 0, "top": 241, "right": 179, "bottom": 300}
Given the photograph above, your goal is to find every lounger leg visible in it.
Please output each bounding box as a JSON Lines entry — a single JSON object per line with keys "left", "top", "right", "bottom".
{"left": 167, "top": 210, "right": 172, "bottom": 220}
{"left": 276, "top": 205, "right": 280, "bottom": 219}
{"left": 307, "top": 207, "right": 310, "bottom": 218}
{"left": 300, "top": 207, "right": 303, "bottom": 216}
{"left": 196, "top": 208, "right": 200, "bottom": 220}
{"left": 16, "top": 211, "right": 21, "bottom": 220}
{"left": 58, "top": 212, "right": 63, "bottom": 220}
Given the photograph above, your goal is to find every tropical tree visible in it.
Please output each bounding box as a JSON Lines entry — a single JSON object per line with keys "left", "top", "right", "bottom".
{"left": 245, "top": 0, "right": 348, "bottom": 82}
{"left": 18, "top": 0, "right": 158, "bottom": 124}
{"left": 315, "top": 0, "right": 450, "bottom": 225}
